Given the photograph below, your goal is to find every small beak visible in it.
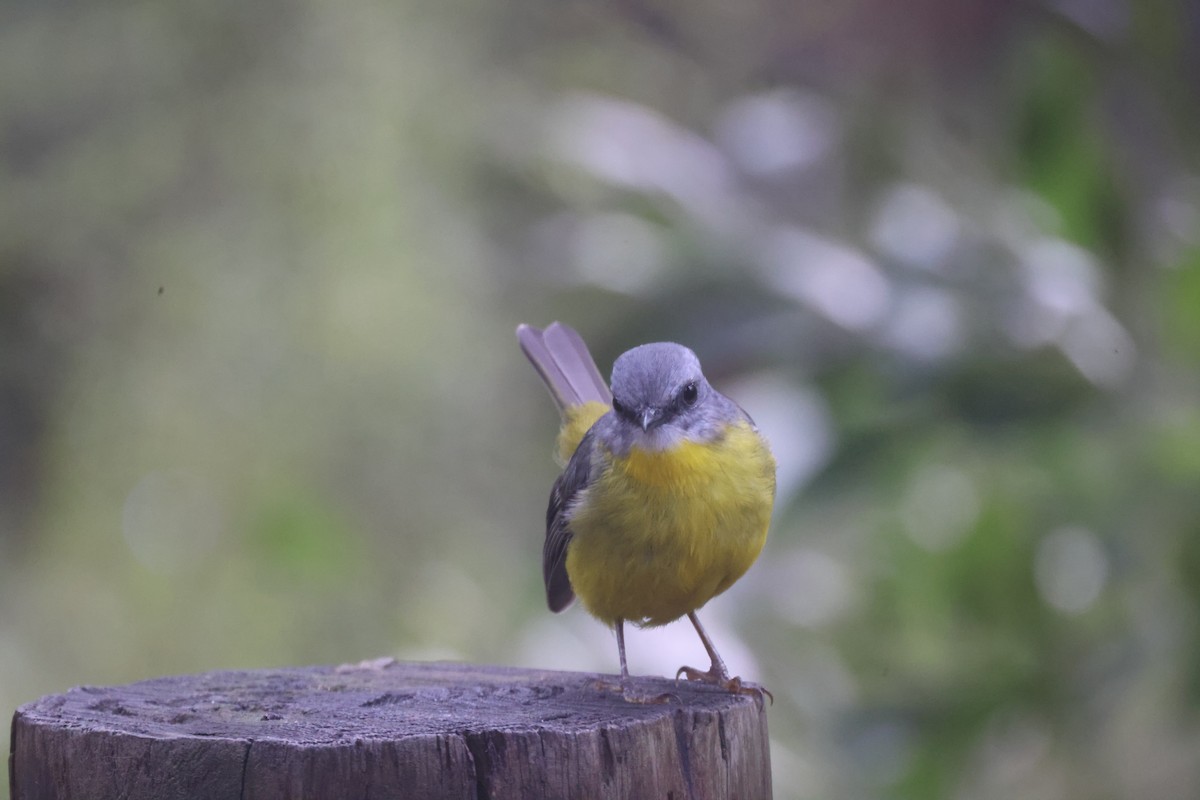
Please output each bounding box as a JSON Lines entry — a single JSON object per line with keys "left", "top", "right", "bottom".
{"left": 639, "top": 407, "right": 663, "bottom": 432}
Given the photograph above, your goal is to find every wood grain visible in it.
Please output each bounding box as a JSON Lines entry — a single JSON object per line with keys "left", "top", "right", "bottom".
{"left": 10, "top": 660, "right": 771, "bottom": 799}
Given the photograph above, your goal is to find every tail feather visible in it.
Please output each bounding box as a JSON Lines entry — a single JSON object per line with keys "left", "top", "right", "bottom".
{"left": 517, "top": 322, "right": 612, "bottom": 413}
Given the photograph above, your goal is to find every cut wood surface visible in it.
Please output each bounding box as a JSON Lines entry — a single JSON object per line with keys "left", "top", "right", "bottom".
{"left": 10, "top": 659, "right": 772, "bottom": 800}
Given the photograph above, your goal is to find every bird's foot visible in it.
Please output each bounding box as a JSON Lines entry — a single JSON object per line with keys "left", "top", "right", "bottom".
{"left": 592, "top": 678, "right": 679, "bottom": 705}
{"left": 675, "top": 665, "right": 774, "bottom": 706}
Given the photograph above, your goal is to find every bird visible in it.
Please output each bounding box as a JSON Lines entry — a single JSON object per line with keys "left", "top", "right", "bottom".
{"left": 517, "top": 321, "right": 776, "bottom": 701}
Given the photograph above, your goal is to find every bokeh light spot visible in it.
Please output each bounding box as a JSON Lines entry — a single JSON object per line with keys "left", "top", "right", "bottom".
{"left": 900, "top": 463, "right": 980, "bottom": 551}
{"left": 759, "top": 227, "right": 890, "bottom": 331}
{"left": 771, "top": 547, "right": 853, "bottom": 628}
{"left": 882, "top": 286, "right": 964, "bottom": 361}
{"left": 1034, "top": 526, "right": 1108, "bottom": 614}
{"left": 869, "top": 183, "right": 961, "bottom": 269}
{"left": 716, "top": 89, "right": 839, "bottom": 178}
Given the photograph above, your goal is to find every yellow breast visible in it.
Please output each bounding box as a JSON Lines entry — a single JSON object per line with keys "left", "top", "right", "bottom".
{"left": 565, "top": 420, "right": 776, "bottom": 627}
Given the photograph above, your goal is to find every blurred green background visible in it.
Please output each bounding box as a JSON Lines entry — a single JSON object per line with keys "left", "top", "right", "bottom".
{"left": 3, "top": 0, "right": 1200, "bottom": 797}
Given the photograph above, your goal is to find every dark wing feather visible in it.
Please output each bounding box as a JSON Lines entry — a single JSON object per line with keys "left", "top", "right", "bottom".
{"left": 543, "top": 430, "right": 596, "bottom": 612}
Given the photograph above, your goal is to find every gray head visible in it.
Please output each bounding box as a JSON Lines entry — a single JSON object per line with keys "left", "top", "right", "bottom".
{"left": 606, "top": 342, "right": 736, "bottom": 450}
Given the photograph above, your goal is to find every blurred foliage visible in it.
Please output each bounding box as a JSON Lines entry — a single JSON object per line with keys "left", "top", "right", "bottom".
{"left": 3, "top": 0, "right": 1200, "bottom": 798}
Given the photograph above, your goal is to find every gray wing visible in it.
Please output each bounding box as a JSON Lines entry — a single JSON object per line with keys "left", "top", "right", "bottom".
{"left": 733, "top": 400, "right": 758, "bottom": 428}
{"left": 543, "top": 430, "right": 596, "bottom": 612}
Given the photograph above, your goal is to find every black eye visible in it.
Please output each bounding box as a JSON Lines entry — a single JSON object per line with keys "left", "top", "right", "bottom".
{"left": 611, "top": 397, "right": 630, "bottom": 417}
{"left": 680, "top": 381, "right": 699, "bottom": 406}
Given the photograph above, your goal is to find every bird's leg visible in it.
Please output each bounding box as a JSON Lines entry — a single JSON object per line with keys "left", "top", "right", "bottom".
{"left": 617, "top": 617, "right": 631, "bottom": 681}
{"left": 685, "top": 610, "right": 730, "bottom": 680}
{"left": 592, "top": 619, "right": 629, "bottom": 694}
{"left": 676, "top": 611, "right": 773, "bottom": 705}
{"left": 592, "top": 618, "right": 677, "bottom": 704}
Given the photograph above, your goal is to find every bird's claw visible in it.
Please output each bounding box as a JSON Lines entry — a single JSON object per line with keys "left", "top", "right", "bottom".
{"left": 675, "top": 665, "right": 774, "bottom": 706}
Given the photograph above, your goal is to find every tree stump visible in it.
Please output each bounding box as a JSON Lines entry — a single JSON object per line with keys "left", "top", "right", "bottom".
{"left": 9, "top": 659, "right": 771, "bottom": 800}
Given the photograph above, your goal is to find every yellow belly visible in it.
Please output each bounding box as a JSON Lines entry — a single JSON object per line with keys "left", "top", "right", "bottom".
{"left": 565, "top": 420, "right": 775, "bottom": 627}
